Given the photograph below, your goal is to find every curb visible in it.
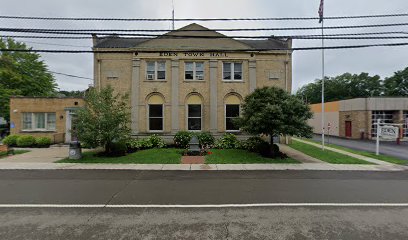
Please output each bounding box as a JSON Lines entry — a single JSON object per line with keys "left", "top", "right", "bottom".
{"left": 0, "top": 163, "right": 406, "bottom": 171}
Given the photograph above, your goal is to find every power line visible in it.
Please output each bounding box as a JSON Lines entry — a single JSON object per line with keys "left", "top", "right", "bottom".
{"left": 2, "top": 31, "right": 408, "bottom": 40}
{"left": 49, "top": 71, "right": 93, "bottom": 80}
{"left": 2, "top": 42, "right": 408, "bottom": 53}
{"left": 0, "top": 13, "right": 407, "bottom": 21}
{"left": 2, "top": 22, "right": 408, "bottom": 33}
{"left": 21, "top": 40, "right": 91, "bottom": 48}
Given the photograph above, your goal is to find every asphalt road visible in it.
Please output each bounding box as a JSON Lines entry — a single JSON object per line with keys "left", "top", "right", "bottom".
{"left": 312, "top": 134, "right": 408, "bottom": 161}
{"left": 1, "top": 170, "right": 408, "bottom": 239}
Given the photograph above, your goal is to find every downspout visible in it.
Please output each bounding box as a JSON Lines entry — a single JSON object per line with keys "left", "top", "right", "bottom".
{"left": 284, "top": 49, "right": 290, "bottom": 144}
{"left": 98, "top": 57, "right": 101, "bottom": 91}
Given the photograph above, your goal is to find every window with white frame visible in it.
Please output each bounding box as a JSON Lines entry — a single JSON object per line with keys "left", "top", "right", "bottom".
{"left": 225, "top": 105, "right": 240, "bottom": 131}
{"left": 148, "top": 104, "right": 163, "bottom": 131}
{"left": 223, "top": 62, "right": 242, "bottom": 81}
{"left": 187, "top": 104, "right": 202, "bottom": 131}
{"left": 185, "top": 62, "right": 204, "bottom": 80}
{"left": 146, "top": 61, "right": 166, "bottom": 80}
{"left": 22, "top": 112, "right": 56, "bottom": 131}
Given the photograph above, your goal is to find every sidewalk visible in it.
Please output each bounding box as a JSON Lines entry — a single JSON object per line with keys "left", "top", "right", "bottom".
{"left": 0, "top": 162, "right": 406, "bottom": 171}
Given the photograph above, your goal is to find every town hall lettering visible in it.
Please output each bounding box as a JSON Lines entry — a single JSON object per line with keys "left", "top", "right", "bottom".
{"left": 159, "top": 52, "right": 228, "bottom": 57}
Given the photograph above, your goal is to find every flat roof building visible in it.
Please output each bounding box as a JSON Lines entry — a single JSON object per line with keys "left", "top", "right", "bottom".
{"left": 93, "top": 23, "right": 293, "bottom": 139}
{"left": 9, "top": 97, "right": 84, "bottom": 143}
{"left": 309, "top": 98, "right": 408, "bottom": 140}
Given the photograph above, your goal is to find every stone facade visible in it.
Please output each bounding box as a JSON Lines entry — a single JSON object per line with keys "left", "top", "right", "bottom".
{"left": 9, "top": 97, "right": 84, "bottom": 143}
{"left": 93, "top": 23, "right": 292, "bottom": 140}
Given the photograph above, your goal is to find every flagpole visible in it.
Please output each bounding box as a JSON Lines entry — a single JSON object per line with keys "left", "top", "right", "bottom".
{"left": 321, "top": 14, "right": 325, "bottom": 150}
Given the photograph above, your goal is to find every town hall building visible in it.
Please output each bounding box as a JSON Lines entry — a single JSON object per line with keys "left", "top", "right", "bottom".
{"left": 93, "top": 23, "right": 292, "bottom": 140}
{"left": 8, "top": 24, "right": 292, "bottom": 143}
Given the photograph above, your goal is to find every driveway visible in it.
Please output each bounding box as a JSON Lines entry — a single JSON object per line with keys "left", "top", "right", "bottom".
{"left": 312, "top": 134, "right": 408, "bottom": 160}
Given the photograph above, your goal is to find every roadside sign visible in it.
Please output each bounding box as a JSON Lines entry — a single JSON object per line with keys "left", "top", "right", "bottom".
{"left": 379, "top": 126, "right": 399, "bottom": 139}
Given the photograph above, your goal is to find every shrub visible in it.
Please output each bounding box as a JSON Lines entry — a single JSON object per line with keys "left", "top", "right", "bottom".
{"left": 2, "top": 135, "right": 19, "bottom": 146}
{"left": 174, "top": 131, "right": 193, "bottom": 149}
{"left": 214, "top": 133, "right": 240, "bottom": 149}
{"left": 127, "top": 134, "right": 165, "bottom": 151}
{"left": 35, "top": 137, "right": 52, "bottom": 148}
{"left": 196, "top": 132, "right": 215, "bottom": 148}
{"left": 241, "top": 136, "right": 268, "bottom": 153}
{"left": 16, "top": 135, "right": 36, "bottom": 147}
{"left": 146, "top": 134, "right": 166, "bottom": 148}
{"left": 108, "top": 141, "right": 128, "bottom": 156}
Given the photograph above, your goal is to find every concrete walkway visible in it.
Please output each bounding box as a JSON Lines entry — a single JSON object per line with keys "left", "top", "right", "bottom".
{"left": 278, "top": 144, "right": 324, "bottom": 163}
{"left": 293, "top": 138, "right": 398, "bottom": 166}
{"left": 1, "top": 146, "right": 70, "bottom": 163}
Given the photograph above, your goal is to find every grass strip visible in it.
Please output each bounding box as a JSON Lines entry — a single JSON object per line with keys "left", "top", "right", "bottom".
{"left": 300, "top": 138, "right": 407, "bottom": 165}
{"left": 57, "top": 148, "right": 182, "bottom": 164}
{"left": 0, "top": 150, "right": 30, "bottom": 159}
{"left": 205, "top": 149, "right": 300, "bottom": 164}
{"left": 289, "top": 141, "right": 372, "bottom": 164}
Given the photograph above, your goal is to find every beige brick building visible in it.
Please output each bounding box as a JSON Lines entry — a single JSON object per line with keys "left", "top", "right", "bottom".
{"left": 93, "top": 23, "right": 292, "bottom": 139}
{"left": 9, "top": 97, "right": 84, "bottom": 143}
{"left": 309, "top": 98, "right": 408, "bottom": 140}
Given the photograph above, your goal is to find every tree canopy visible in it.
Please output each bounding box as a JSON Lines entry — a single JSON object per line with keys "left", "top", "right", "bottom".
{"left": 296, "top": 68, "right": 408, "bottom": 104}
{"left": 74, "top": 86, "right": 131, "bottom": 154}
{"left": 383, "top": 67, "right": 408, "bottom": 96}
{"left": 0, "top": 38, "right": 57, "bottom": 120}
{"left": 238, "top": 86, "right": 313, "bottom": 142}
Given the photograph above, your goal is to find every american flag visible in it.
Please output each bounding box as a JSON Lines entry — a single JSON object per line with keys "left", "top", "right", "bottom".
{"left": 318, "top": 0, "right": 324, "bottom": 23}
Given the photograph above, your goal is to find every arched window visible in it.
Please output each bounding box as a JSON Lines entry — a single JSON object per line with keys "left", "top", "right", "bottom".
{"left": 225, "top": 94, "right": 241, "bottom": 131}
{"left": 147, "top": 94, "right": 164, "bottom": 131}
{"left": 186, "top": 94, "right": 202, "bottom": 131}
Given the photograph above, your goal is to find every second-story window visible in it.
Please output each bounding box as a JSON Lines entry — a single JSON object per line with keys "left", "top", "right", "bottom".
{"left": 146, "top": 61, "right": 166, "bottom": 80}
{"left": 223, "top": 62, "right": 242, "bottom": 81}
{"left": 185, "top": 62, "right": 204, "bottom": 80}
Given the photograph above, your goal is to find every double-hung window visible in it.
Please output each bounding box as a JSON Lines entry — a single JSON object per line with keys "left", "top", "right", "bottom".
{"left": 185, "top": 62, "right": 204, "bottom": 80}
{"left": 22, "top": 112, "right": 56, "bottom": 131}
{"left": 225, "top": 105, "right": 240, "bottom": 131}
{"left": 187, "top": 104, "right": 202, "bottom": 131}
{"left": 146, "top": 61, "right": 166, "bottom": 80}
{"left": 223, "top": 62, "right": 242, "bottom": 81}
{"left": 148, "top": 104, "right": 163, "bottom": 131}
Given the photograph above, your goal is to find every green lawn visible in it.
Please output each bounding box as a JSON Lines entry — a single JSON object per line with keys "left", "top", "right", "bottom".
{"left": 289, "top": 141, "right": 372, "bottom": 164}
{"left": 299, "top": 138, "right": 408, "bottom": 165}
{"left": 57, "top": 148, "right": 183, "bottom": 164}
{"left": 0, "top": 150, "right": 30, "bottom": 159}
{"left": 205, "top": 149, "right": 300, "bottom": 164}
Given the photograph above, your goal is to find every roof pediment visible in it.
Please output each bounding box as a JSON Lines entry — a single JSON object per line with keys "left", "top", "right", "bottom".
{"left": 133, "top": 23, "right": 252, "bottom": 51}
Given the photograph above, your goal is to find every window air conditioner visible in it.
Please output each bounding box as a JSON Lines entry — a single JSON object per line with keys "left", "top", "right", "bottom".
{"left": 147, "top": 74, "right": 155, "bottom": 80}
{"left": 196, "top": 75, "right": 204, "bottom": 80}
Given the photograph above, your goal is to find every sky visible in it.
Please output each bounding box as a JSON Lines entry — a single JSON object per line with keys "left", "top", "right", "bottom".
{"left": 1, "top": 0, "right": 407, "bottom": 93}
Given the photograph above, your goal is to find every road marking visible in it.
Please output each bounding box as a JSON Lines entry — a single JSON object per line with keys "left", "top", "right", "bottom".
{"left": 0, "top": 203, "right": 408, "bottom": 208}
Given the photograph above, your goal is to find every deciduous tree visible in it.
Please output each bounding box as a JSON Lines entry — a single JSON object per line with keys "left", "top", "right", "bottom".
{"left": 74, "top": 86, "right": 131, "bottom": 154}
{"left": 238, "top": 87, "right": 313, "bottom": 157}
{"left": 0, "top": 38, "right": 57, "bottom": 120}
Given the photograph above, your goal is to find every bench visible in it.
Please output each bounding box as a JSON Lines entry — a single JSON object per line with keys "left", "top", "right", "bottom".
{"left": 0, "top": 144, "right": 14, "bottom": 155}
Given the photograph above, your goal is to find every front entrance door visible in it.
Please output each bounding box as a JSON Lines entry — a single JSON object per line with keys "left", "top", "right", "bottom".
{"left": 345, "top": 121, "right": 352, "bottom": 138}
{"left": 65, "top": 110, "right": 78, "bottom": 143}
